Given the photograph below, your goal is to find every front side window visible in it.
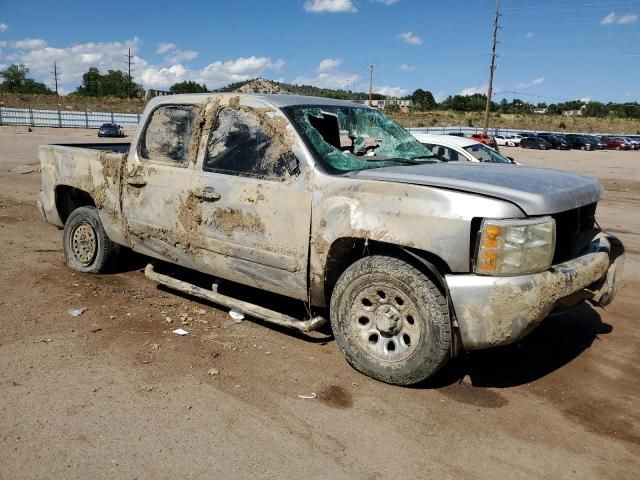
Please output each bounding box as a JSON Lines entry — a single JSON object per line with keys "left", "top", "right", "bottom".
{"left": 283, "top": 105, "right": 435, "bottom": 174}
{"left": 203, "top": 107, "right": 293, "bottom": 179}
{"left": 140, "top": 104, "right": 200, "bottom": 165}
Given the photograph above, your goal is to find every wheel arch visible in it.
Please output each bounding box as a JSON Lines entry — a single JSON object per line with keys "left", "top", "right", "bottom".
{"left": 55, "top": 185, "right": 96, "bottom": 225}
{"left": 323, "top": 237, "right": 452, "bottom": 305}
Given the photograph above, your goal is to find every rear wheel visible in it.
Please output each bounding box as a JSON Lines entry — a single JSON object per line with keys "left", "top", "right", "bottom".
{"left": 330, "top": 256, "right": 451, "bottom": 385}
{"left": 63, "top": 206, "right": 120, "bottom": 273}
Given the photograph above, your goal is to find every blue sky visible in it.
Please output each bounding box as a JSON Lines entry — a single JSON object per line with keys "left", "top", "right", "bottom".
{"left": 0, "top": 0, "right": 639, "bottom": 102}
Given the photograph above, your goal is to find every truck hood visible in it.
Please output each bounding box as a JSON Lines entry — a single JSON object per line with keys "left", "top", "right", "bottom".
{"left": 345, "top": 162, "right": 603, "bottom": 215}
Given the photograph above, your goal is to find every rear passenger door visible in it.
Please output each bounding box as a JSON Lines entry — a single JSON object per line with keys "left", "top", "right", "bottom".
{"left": 191, "top": 103, "right": 312, "bottom": 301}
{"left": 121, "top": 103, "right": 199, "bottom": 264}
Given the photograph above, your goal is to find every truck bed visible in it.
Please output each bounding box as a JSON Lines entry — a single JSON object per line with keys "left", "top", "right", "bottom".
{"left": 52, "top": 143, "right": 131, "bottom": 154}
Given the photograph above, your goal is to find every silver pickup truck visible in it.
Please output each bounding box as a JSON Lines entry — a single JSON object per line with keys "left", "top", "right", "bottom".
{"left": 37, "top": 94, "right": 625, "bottom": 385}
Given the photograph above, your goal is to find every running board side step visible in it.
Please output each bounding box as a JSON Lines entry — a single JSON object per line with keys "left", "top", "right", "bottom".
{"left": 144, "top": 264, "right": 327, "bottom": 333}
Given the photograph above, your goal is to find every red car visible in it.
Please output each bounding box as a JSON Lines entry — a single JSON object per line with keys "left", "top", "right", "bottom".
{"left": 601, "top": 136, "right": 632, "bottom": 150}
{"left": 469, "top": 133, "right": 498, "bottom": 149}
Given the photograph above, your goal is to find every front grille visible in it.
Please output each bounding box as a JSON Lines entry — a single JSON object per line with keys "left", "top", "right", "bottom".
{"left": 552, "top": 203, "right": 597, "bottom": 264}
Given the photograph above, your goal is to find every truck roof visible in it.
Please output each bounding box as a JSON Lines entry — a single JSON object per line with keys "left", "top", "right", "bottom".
{"left": 147, "top": 92, "right": 366, "bottom": 110}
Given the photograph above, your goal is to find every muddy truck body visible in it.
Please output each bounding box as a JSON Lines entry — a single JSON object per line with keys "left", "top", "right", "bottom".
{"left": 37, "top": 93, "right": 625, "bottom": 385}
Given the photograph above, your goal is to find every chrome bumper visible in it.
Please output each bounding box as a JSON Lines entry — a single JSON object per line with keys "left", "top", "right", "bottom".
{"left": 445, "top": 233, "right": 624, "bottom": 350}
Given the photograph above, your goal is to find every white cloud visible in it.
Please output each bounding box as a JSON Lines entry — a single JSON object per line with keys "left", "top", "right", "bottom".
{"left": 140, "top": 57, "right": 285, "bottom": 90}
{"left": 398, "top": 32, "right": 423, "bottom": 46}
{"left": 398, "top": 63, "right": 415, "bottom": 72}
{"left": 293, "top": 58, "right": 358, "bottom": 89}
{"left": 526, "top": 32, "right": 534, "bottom": 39}
{"left": 166, "top": 49, "right": 198, "bottom": 64}
{"left": 13, "top": 38, "right": 140, "bottom": 86}
{"left": 318, "top": 58, "right": 342, "bottom": 72}
{"left": 578, "top": 97, "right": 591, "bottom": 103}
{"left": 434, "top": 90, "right": 446, "bottom": 102}
{"left": 376, "top": 85, "right": 407, "bottom": 97}
{"left": 601, "top": 12, "right": 617, "bottom": 25}
{"left": 6, "top": 36, "right": 284, "bottom": 90}
{"left": 0, "top": 22, "right": 8, "bottom": 33}
{"left": 12, "top": 38, "right": 48, "bottom": 49}
{"left": 601, "top": 12, "right": 638, "bottom": 25}
{"left": 618, "top": 13, "right": 638, "bottom": 24}
{"left": 156, "top": 42, "right": 176, "bottom": 54}
{"left": 304, "top": 0, "right": 357, "bottom": 13}
{"left": 154, "top": 42, "right": 197, "bottom": 64}
{"left": 0, "top": 40, "right": 6, "bottom": 48}
{"left": 515, "top": 76, "right": 544, "bottom": 89}
{"left": 458, "top": 85, "right": 487, "bottom": 96}
{"left": 370, "top": 0, "right": 400, "bottom": 5}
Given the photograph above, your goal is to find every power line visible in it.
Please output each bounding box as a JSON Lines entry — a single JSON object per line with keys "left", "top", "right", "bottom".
{"left": 502, "top": 1, "right": 640, "bottom": 10}
{"left": 483, "top": 0, "right": 501, "bottom": 134}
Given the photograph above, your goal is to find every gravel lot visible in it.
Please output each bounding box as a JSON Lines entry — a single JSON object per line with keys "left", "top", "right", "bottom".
{"left": 1, "top": 127, "right": 638, "bottom": 479}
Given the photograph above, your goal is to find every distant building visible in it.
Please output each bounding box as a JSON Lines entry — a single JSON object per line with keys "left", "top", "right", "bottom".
{"left": 562, "top": 105, "right": 587, "bottom": 117}
{"left": 364, "top": 98, "right": 413, "bottom": 111}
{"left": 146, "top": 89, "right": 173, "bottom": 99}
{"left": 533, "top": 108, "right": 548, "bottom": 114}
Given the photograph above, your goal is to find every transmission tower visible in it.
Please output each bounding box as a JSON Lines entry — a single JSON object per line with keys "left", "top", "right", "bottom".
{"left": 483, "top": 0, "right": 501, "bottom": 134}
{"left": 125, "top": 48, "right": 135, "bottom": 98}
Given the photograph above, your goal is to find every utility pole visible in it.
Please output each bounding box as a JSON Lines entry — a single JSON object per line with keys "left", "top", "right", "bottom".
{"left": 368, "top": 64, "right": 375, "bottom": 105}
{"left": 125, "top": 48, "right": 134, "bottom": 98}
{"left": 52, "top": 61, "right": 60, "bottom": 96}
{"left": 483, "top": 0, "right": 500, "bottom": 134}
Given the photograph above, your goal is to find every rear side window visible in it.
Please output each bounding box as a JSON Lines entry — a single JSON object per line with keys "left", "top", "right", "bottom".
{"left": 203, "top": 107, "right": 293, "bottom": 179}
{"left": 140, "top": 104, "right": 200, "bottom": 165}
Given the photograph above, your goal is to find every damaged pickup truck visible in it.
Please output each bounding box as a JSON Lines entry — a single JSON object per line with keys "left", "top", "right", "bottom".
{"left": 37, "top": 94, "right": 625, "bottom": 385}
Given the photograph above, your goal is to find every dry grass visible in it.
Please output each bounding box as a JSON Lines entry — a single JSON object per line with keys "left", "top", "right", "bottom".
{"left": 0, "top": 93, "right": 146, "bottom": 113}
{"left": 389, "top": 110, "right": 640, "bottom": 134}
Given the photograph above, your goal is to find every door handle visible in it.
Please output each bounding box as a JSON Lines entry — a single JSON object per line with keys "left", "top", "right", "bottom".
{"left": 195, "top": 187, "right": 221, "bottom": 201}
{"left": 126, "top": 176, "right": 147, "bottom": 187}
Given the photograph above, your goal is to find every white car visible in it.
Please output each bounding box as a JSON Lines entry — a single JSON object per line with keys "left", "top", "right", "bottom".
{"left": 411, "top": 133, "right": 517, "bottom": 164}
{"left": 495, "top": 135, "right": 520, "bottom": 147}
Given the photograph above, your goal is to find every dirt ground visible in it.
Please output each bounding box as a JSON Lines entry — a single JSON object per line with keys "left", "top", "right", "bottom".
{"left": 1, "top": 126, "right": 638, "bottom": 480}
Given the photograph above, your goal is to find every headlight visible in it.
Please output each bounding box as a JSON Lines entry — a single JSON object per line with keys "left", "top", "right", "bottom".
{"left": 475, "top": 217, "right": 556, "bottom": 275}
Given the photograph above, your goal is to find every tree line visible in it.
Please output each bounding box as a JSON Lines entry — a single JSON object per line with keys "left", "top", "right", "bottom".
{"left": 1, "top": 63, "right": 638, "bottom": 119}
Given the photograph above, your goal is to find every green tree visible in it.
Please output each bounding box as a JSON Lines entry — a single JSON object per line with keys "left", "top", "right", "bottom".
{"left": 411, "top": 89, "right": 437, "bottom": 110}
{"left": 73, "top": 67, "right": 144, "bottom": 98}
{"left": 169, "top": 81, "right": 208, "bottom": 94}
{"left": 0, "top": 64, "right": 52, "bottom": 94}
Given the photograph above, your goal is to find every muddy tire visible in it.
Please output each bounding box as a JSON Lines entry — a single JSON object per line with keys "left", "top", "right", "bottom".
{"left": 330, "top": 256, "right": 451, "bottom": 386}
{"left": 63, "top": 206, "right": 119, "bottom": 273}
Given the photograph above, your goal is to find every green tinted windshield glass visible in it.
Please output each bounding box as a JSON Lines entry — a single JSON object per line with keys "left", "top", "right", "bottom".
{"left": 284, "top": 105, "right": 435, "bottom": 173}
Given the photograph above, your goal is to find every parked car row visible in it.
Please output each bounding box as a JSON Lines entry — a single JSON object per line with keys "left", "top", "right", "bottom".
{"left": 511, "top": 132, "right": 639, "bottom": 151}
{"left": 440, "top": 130, "right": 639, "bottom": 151}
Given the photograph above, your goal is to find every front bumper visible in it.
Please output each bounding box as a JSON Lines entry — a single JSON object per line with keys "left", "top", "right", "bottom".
{"left": 445, "top": 233, "right": 624, "bottom": 350}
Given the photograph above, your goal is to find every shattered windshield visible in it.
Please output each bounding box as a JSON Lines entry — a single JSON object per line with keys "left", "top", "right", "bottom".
{"left": 283, "top": 105, "right": 436, "bottom": 173}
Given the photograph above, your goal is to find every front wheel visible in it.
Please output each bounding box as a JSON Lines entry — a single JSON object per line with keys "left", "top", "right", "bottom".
{"left": 330, "top": 256, "right": 451, "bottom": 385}
{"left": 63, "top": 206, "right": 120, "bottom": 273}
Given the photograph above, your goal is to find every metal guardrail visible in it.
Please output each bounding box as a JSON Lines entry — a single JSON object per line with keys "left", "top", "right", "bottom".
{"left": 0, "top": 107, "right": 140, "bottom": 129}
